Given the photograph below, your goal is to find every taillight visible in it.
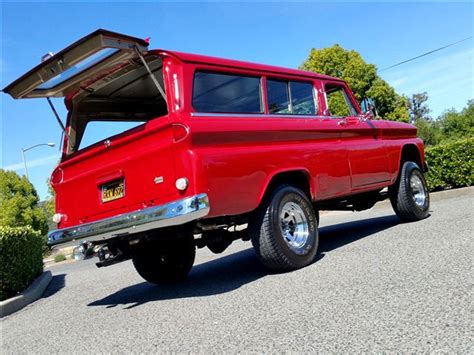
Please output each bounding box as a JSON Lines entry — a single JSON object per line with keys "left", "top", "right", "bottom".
{"left": 51, "top": 167, "right": 63, "bottom": 185}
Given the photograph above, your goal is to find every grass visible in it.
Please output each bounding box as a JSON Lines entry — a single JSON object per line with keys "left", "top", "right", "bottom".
{"left": 53, "top": 253, "right": 67, "bottom": 263}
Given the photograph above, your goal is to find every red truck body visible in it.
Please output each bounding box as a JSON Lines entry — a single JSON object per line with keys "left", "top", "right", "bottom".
{"left": 3, "top": 30, "right": 429, "bottom": 278}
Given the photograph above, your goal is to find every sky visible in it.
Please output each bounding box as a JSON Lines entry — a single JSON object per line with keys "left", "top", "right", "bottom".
{"left": 1, "top": 1, "right": 473, "bottom": 201}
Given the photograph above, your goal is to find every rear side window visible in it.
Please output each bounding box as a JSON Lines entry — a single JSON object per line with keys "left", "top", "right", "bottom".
{"left": 193, "top": 71, "right": 262, "bottom": 113}
{"left": 267, "top": 80, "right": 290, "bottom": 114}
{"left": 267, "top": 79, "right": 316, "bottom": 115}
{"left": 291, "top": 82, "right": 316, "bottom": 114}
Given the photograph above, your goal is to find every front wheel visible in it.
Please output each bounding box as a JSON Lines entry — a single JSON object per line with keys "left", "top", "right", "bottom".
{"left": 132, "top": 234, "right": 195, "bottom": 284}
{"left": 389, "top": 161, "right": 430, "bottom": 221}
{"left": 250, "top": 185, "right": 319, "bottom": 271}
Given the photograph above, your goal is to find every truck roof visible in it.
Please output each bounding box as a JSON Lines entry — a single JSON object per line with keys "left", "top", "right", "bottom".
{"left": 158, "top": 49, "right": 343, "bottom": 82}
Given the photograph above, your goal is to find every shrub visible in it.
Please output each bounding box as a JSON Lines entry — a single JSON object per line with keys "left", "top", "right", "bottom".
{"left": 425, "top": 138, "right": 474, "bottom": 191}
{"left": 0, "top": 226, "right": 44, "bottom": 301}
{"left": 54, "top": 253, "right": 66, "bottom": 263}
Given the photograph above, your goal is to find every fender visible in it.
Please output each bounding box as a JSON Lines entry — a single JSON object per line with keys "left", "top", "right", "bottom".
{"left": 256, "top": 167, "right": 316, "bottom": 207}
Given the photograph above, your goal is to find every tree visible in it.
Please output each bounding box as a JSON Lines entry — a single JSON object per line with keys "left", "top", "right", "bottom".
{"left": 414, "top": 99, "right": 473, "bottom": 146}
{"left": 0, "top": 170, "right": 48, "bottom": 235}
{"left": 414, "top": 118, "right": 442, "bottom": 146}
{"left": 300, "top": 44, "right": 409, "bottom": 122}
{"left": 44, "top": 179, "right": 56, "bottom": 231}
{"left": 408, "top": 92, "right": 431, "bottom": 123}
{"left": 438, "top": 99, "right": 474, "bottom": 141}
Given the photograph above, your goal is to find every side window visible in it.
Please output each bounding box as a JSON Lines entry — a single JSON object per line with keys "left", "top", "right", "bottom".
{"left": 267, "top": 79, "right": 316, "bottom": 115}
{"left": 290, "top": 82, "right": 316, "bottom": 114}
{"left": 267, "top": 80, "right": 290, "bottom": 114}
{"left": 192, "top": 71, "right": 262, "bottom": 113}
{"left": 325, "top": 84, "right": 357, "bottom": 117}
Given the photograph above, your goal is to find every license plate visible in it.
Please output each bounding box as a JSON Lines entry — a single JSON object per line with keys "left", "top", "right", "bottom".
{"left": 101, "top": 179, "right": 125, "bottom": 203}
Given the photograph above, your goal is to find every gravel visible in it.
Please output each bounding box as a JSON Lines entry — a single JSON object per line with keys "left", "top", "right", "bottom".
{"left": 1, "top": 188, "right": 472, "bottom": 353}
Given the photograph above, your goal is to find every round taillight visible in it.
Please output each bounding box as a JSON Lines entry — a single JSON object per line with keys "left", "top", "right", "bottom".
{"left": 51, "top": 167, "right": 64, "bottom": 185}
{"left": 52, "top": 213, "right": 63, "bottom": 223}
{"left": 175, "top": 177, "right": 189, "bottom": 191}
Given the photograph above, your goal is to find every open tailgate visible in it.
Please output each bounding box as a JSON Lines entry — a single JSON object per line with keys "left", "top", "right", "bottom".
{"left": 2, "top": 29, "right": 149, "bottom": 99}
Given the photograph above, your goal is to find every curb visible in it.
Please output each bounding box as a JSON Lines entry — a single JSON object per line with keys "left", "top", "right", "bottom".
{"left": 373, "top": 186, "right": 473, "bottom": 210}
{"left": 0, "top": 270, "right": 52, "bottom": 318}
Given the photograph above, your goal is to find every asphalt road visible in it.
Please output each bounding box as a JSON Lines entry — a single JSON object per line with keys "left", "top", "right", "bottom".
{"left": 1, "top": 188, "right": 472, "bottom": 353}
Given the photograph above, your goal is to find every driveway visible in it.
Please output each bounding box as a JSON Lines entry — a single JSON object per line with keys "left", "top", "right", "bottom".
{"left": 1, "top": 188, "right": 472, "bottom": 353}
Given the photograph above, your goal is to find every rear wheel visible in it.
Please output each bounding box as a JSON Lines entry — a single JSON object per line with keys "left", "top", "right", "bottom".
{"left": 250, "top": 185, "right": 319, "bottom": 271}
{"left": 389, "top": 161, "right": 430, "bottom": 221}
{"left": 132, "top": 234, "right": 195, "bottom": 284}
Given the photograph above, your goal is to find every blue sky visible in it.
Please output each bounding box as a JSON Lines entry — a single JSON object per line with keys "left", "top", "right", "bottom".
{"left": 1, "top": 1, "right": 473, "bottom": 200}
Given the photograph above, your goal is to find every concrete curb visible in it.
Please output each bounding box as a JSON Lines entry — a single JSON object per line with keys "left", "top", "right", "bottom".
{"left": 373, "top": 186, "right": 473, "bottom": 210}
{"left": 0, "top": 270, "right": 52, "bottom": 318}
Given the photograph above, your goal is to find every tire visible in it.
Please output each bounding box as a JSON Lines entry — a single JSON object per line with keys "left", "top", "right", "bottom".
{"left": 250, "top": 185, "right": 319, "bottom": 271}
{"left": 132, "top": 234, "right": 195, "bottom": 284}
{"left": 389, "top": 161, "right": 430, "bottom": 222}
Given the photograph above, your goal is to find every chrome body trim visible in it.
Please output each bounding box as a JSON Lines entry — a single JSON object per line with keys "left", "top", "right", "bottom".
{"left": 190, "top": 112, "right": 330, "bottom": 119}
{"left": 47, "top": 193, "right": 210, "bottom": 247}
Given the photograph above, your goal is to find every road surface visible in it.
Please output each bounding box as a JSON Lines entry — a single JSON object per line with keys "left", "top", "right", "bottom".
{"left": 1, "top": 188, "right": 472, "bottom": 353}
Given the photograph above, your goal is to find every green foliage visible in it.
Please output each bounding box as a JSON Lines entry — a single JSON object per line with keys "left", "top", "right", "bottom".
{"left": 300, "top": 44, "right": 409, "bottom": 122}
{"left": 0, "top": 170, "right": 48, "bottom": 235}
{"left": 425, "top": 138, "right": 474, "bottom": 191}
{"left": 44, "top": 179, "right": 56, "bottom": 232}
{"left": 416, "top": 99, "right": 474, "bottom": 147}
{"left": 415, "top": 119, "right": 442, "bottom": 147}
{"left": 408, "top": 92, "right": 431, "bottom": 123}
{"left": 327, "top": 89, "right": 350, "bottom": 116}
{"left": 0, "top": 226, "right": 44, "bottom": 301}
{"left": 54, "top": 253, "right": 66, "bottom": 263}
{"left": 437, "top": 99, "right": 474, "bottom": 140}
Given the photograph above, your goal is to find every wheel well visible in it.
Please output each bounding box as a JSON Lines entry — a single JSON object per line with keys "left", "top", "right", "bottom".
{"left": 263, "top": 170, "right": 313, "bottom": 202}
{"left": 400, "top": 144, "right": 422, "bottom": 169}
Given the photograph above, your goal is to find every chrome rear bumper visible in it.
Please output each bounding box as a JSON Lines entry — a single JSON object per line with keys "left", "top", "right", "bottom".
{"left": 47, "top": 193, "right": 210, "bottom": 247}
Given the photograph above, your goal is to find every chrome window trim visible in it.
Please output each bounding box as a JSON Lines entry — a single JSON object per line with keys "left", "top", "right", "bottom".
{"left": 190, "top": 112, "right": 328, "bottom": 119}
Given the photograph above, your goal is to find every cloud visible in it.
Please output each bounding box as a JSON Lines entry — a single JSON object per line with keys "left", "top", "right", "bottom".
{"left": 2, "top": 153, "right": 60, "bottom": 172}
{"left": 384, "top": 47, "right": 473, "bottom": 93}
{"left": 390, "top": 76, "right": 408, "bottom": 88}
{"left": 382, "top": 47, "right": 473, "bottom": 116}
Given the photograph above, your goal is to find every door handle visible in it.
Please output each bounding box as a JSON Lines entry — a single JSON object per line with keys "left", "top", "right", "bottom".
{"left": 338, "top": 117, "right": 360, "bottom": 126}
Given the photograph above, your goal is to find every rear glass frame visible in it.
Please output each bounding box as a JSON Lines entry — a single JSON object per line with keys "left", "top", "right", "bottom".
{"left": 192, "top": 70, "right": 264, "bottom": 114}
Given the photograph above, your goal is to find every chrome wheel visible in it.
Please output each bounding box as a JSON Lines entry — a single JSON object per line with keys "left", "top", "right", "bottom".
{"left": 279, "top": 202, "right": 309, "bottom": 254}
{"left": 410, "top": 173, "right": 427, "bottom": 207}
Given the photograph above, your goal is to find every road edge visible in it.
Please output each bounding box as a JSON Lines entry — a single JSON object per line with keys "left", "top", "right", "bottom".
{"left": 373, "top": 186, "right": 473, "bottom": 210}
{"left": 0, "top": 270, "right": 52, "bottom": 318}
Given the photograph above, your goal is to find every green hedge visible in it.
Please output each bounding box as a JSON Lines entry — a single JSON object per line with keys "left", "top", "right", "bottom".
{"left": 0, "top": 226, "right": 44, "bottom": 301}
{"left": 425, "top": 138, "right": 474, "bottom": 191}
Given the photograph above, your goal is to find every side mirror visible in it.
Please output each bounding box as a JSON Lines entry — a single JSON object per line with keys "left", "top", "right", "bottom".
{"left": 360, "top": 97, "right": 378, "bottom": 119}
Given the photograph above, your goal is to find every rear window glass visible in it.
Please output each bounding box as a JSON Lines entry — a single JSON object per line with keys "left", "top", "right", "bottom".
{"left": 37, "top": 48, "right": 119, "bottom": 90}
{"left": 78, "top": 121, "right": 144, "bottom": 150}
{"left": 267, "top": 79, "right": 316, "bottom": 115}
{"left": 192, "top": 71, "right": 262, "bottom": 113}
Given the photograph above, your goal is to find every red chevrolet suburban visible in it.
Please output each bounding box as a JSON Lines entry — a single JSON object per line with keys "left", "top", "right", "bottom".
{"left": 3, "top": 30, "right": 430, "bottom": 284}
